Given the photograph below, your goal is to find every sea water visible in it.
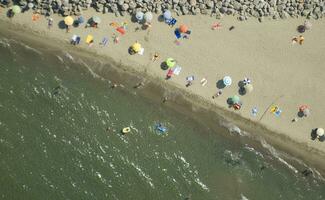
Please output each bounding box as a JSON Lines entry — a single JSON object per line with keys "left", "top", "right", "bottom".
{"left": 0, "top": 31, "right": 325, "bottom": 200}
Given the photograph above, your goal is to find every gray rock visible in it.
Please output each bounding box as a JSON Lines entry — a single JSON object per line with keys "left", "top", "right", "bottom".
{"left": 190, "top": 0, "right": 197, "bottom": 6}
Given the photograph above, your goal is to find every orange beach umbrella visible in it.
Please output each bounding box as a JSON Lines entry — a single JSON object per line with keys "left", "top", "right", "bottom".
{"left": 179, "top": 24, "right": 188, "bottom": 33}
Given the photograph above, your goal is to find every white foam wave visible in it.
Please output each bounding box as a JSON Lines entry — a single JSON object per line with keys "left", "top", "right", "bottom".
{"left": 240, "top": 194, "right": 249, "bottom": 200}
{"left": 20, "top": 43, "right": 42, "bottom": 55}
{"left": 130, "top": 162, "right": 155, "bottom": 189}
{"left": 219, "top": 120, "right": 249, "bottom": 136}
{"left": 0, "top": 38, "right": 10, "bottom": 48}
{"left": 260, "top": 139, "right": 298, "bottom": 174}
{"left": 244, "top": 145, "right": 264, "bottom": 158}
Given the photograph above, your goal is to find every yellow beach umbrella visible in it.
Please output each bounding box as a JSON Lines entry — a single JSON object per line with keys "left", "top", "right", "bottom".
{"left": 64, "top": 16, "right": 74, "bottom": 26}
{"left": 86, "top": 35, "right": 94, "bottom": 44}
{"left": 132, "top": 42, "right": 141, "bottom": 53}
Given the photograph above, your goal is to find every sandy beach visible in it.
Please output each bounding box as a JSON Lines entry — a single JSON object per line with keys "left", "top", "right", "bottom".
{"left": 1, "top": 9, "right": 325, "bottom": 170}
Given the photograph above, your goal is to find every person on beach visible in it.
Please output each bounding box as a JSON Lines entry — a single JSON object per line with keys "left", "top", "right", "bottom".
{"left": 48, "top": 18, "right": 53, "bottom": 29}
{"left": 298, "top": 35, "right": 304, "bottom": 45}
{"left": 212, "top": 89, "right": 223, "bottom": 99}
{"left": 112, "top": 34, "right": 119, "bottom": 44}
{"left": 151, "top": 52, "right": 159, "bottom": 62}
{"left": 111, "top": 83, "right": 118, "bottom": 89}
{"left": 162, "top": 97, "right": 168, "bottom": 103}
{"left": 134, "top": 81, "right": 144, "bottom": 89}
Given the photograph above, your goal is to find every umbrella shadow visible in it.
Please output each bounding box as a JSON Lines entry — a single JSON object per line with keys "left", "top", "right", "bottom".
{"left": 297, "top": 111, "right": 305, "bottom": 118}
{"left": 238, "top": 87, "right": 246, "bottom": 96}
{"left": 297, "top": 25, "right": 305, "bottom": 33}
{"left": 311, "top": 129, "right": 317, "bottom": 140}
{"left": 160, "top": 62, "right": 168, "bottom": 70}
{"left": 226, "top": 98, "right": 233, "bottom": 106}
{"left": 238, "top": 80, "right": 245, "bottom": 88}
{"left": 130, "top": 15, "right": 139, "bottom": 23}
{"left": 216, "top": 80, "right": 225, "bottom": 89}
{"left": 158, "top": 15, "right": 164, "bottom": 22}
{"left": 58, "top": 20, "right": 67, "bottom": 29}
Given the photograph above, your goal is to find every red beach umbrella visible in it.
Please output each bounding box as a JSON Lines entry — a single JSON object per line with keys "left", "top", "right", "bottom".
{"left": 179, "top": 24, "right": 188, "bottom": 33}
{"left": 299, "top": 105, "right": 308, "bottom": 112}
{"left": 116, "top": 27, "right": 126, "bottom": 35}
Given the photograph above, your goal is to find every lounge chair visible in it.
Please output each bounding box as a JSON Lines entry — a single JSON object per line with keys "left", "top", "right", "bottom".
{"left": 165, "top": 18, "right": 177, "bottom": 26}
{"left": 100, "top": 37, "right": 108, "bottom": 46}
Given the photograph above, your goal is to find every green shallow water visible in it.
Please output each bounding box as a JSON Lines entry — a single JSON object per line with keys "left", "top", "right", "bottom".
{"left": 0, "top": 32, "right": 324, "bottom": 200}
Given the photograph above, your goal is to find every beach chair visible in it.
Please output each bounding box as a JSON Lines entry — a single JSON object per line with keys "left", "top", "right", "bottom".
{"left": 166, "top": 18, "right": 177, "bottom": 26}
{"left": 100, "top": 37, "right": 108, "bottom": 46}
{"left": 174, "top": 29, "right": 181, "bottom": 39}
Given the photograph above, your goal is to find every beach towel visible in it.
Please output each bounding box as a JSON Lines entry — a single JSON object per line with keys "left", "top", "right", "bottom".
{"left": 174, "top": 29, "right": 181, "bottom": 39}
{"left": 86, "top": 35, "right": 94, "bottom": 44}
{"left": 173, "top": 66, "right": 182, "bottom": 75}
{"left": 275, "top": 109, "right": 282, "bottom": 117}
{"left": 166, "top": 69, "right": 174, "bottom": 79}
{"left": 116, "top": 27, "right": 126, "bottom": 35}
{"left": 200, "top": 78, "right": 207, "bottom": 86}
{"left": 138, "top": 48, "right": 144, "bottom": 55}
{"left": 186, "top": 76, "right": 194, "bottom": 81}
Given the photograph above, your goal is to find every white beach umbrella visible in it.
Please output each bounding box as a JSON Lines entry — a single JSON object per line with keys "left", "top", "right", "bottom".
{"left": 28, "top": 2, "right": 34, "bottom": 9}
{"left": 244, "top": 84, "right": 253, "bottom": 93}
{"left": 135, "top": 11, "right": 144, "bottom": 22}
{"left": 144, "top": 12, "right": 153, "bottom": 22}
{"left": 223, "top": 76, "right": 232, "bottom": 86}
{"left": 303, "top": 108, "right": 310, "bottom": 117}
{"left": 316, "top": 128, "right": 324, "bottom": 137}
{"left": 304, "top": 21, "right": 312, "bottom": 30}
{"left": 163, "top": 10, "right": 172, "bottom": 20}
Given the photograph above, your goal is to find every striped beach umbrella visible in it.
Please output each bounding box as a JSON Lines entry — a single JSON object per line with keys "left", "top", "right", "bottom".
{"left": 12, "top": 5, "right": 21, "bottom": 14}
{"left": 135, "top": 11, "right": 144, "bottom": 22}
{"left": 223, "top": 76, "right": 232, "bottom": 86}
{"left": 64, "top": 16, "right": 74, "bottom": 26}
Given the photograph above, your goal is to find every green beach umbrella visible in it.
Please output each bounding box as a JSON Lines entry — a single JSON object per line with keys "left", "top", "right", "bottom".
{"left": 92, "top": 16, "right": 101, "bottom": 24}
{"left": 230, "top": 95, "right": 240, "bottom": 104}
{"left": 166, "top": 58, "right": 176, "bottom": 68}
{"left": 12, "top": 5, "right": 21, "bottom": 14}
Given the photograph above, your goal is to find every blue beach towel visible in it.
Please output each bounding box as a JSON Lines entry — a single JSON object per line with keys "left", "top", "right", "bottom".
{"left": 174, "top": 29, "right": 181, "bottom": 39}
{"left": 167, "top": 18, "right": 177, "bottom": 26}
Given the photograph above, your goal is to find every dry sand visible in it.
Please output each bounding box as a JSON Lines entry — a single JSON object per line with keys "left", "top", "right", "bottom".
{"left": 1, "top": 10, "right": 325, "bottom": 162}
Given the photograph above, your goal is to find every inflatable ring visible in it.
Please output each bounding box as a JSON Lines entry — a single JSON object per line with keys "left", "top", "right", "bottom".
{"left": 122, "top": 127, "right": 131, "bottom": 134}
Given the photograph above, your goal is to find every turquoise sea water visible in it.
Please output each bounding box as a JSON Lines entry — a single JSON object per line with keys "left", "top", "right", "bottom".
{"left": 0, "top": 31, "right": 325, "bottom": 200}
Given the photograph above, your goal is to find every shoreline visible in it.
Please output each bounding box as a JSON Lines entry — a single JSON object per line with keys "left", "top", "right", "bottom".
{"left": 1, "top": 12, "right": 325, "bottom": 174}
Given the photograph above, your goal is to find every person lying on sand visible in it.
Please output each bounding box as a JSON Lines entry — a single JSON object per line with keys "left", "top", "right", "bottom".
{"left": 212, "top": 90, "right": 223, "bottom": 99}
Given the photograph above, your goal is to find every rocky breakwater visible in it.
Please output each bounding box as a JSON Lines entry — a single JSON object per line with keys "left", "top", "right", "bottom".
{"left": 2, "top": 0, "right": 325, "bottom": 21}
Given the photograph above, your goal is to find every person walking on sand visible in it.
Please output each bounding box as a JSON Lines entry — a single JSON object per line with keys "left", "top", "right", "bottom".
{"left": 48, "top": 18, "right": 53, "bottom": 29}
{"left": 112, "top": 34, "right": 119, "bottom": 44}
{"left": 151, "top": 52, "right": 159, "bottom": 62}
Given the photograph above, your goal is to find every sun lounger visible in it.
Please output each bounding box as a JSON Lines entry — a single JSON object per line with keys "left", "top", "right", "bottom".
{"left": 186, "top": 76, "right": 194, "bottom": 81}
{"left": 166, "top": 18, "right": 177, "bottom": 26}
{"left": 174, "top": 29, "right": 181, "bottom": 39}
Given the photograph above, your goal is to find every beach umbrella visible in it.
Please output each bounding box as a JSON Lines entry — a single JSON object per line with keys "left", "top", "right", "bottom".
{"left": 86, "top": 35, "right": 94, "bottom": 44}
{"left": 92, "top": 16, "right": 101, "bottom": 24}
{"left": 77, "top": 16, "right": 85, "bottom": 24}
{"left": 64, "top": 16, "right": 74, "bottom": 26}
{"left": 116, "top": 27, "right": 126, "bottom": 35}
{"left": 223, "top": 76, "right": 232, "bottom": 86}
{"left": 304, "top": 21, "right": 312, "bottom": 30}
{"left": 230, "top": 95, "right": 240, "bottom": 104}
{"left": 135, "top": 11, "right": 144, "bottom": 22}
{"left": 179, "top": 24, "right": 188, "bottom": 33}
{"left": 303, "top": 108, "right": 310, "bottom": 117}
{"left": 144, "top": 12, "right": 153, "bottom": 22}
{"left": 299, "top": 105, "right": 308, "bottom": 112}
{"left": 163, "top": 10, "right": 172, "bottom": 20}
{"left": 132, "top": 42, "right": 142, "bottom": 53}
{"left": 166, "top": 58, "right": 176, "bottom": 68}
{"left": 12, "top": 5, "right": 21, "bottom": 14}
{"left": 244, "top": 84, "right": 253, "bottom": 93}
{"left": 28, "top": 2, "right": 34, "bottom": 9}
{"left": 316, "top": 128, "right": 324, "bottom": 137}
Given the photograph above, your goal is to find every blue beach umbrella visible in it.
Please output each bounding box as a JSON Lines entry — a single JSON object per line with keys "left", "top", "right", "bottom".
{"left": 135, "top": 11, "right": 144, "bottom": 22}
{"left": 163, "top": 10, "right": 172, "bottom": 20}
{"left": 223, "top": 76, "right": 232, "bottom": 86}
{"left": 77, "top": 16, "right": 85, "bottom": 24}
